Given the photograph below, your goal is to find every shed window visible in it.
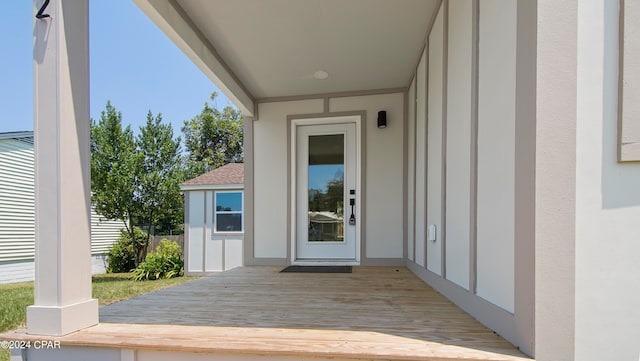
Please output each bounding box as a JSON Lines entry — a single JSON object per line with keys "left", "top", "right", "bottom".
{"left": 215, "top": 191, "right": 243, "bottom": 232}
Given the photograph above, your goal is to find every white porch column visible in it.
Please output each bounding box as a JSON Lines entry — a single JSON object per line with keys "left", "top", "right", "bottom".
{"left": 27, "top": 0, "right": 98, "bottom": 336}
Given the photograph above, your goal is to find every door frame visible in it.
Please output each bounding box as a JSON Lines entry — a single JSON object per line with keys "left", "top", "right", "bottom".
{"left": 290, "top": 115, "right": 362, "bottom": 265}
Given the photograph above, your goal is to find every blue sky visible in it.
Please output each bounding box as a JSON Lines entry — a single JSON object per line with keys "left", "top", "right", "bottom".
{"left": 309, "top": 165, "right": 344, "bottom": 192}
{"left": 0, "top": 1, "right": 234, "bottom": 135}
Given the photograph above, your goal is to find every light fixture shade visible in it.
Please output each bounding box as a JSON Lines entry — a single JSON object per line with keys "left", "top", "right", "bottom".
{"left": 377, "top": 111, "right": 387, "bottom": 129}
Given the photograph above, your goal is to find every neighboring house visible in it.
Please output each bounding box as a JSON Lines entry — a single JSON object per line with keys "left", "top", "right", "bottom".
{"left": 180, "top": 163, "right": 244, "bottom": 274}
{"left": 11, "top": 1, "right": 640, "bottom": 361}
{"left": 0, "top": 131, "right": 125, "bottom": 284}
{"left": 308, "top": 212, "right": 344, "bottom": 242}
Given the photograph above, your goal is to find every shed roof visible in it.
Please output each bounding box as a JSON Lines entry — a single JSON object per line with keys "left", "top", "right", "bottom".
{"left": 182, "top": 163, "right": 244, "bottom": 187}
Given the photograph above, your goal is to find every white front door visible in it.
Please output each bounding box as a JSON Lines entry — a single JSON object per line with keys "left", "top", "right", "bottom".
{"left": 294, "top": 118, "right": 359, "bottom": 263}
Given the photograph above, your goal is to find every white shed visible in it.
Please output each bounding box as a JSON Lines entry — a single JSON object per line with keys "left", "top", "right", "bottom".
{"left": 0, "top": 131, "right": 125, "bottom": 284}
{"left": 180, "top": 163, "right": 244, "bottom": 274}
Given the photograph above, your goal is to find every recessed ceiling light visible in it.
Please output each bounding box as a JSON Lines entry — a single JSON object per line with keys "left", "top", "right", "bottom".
{"left": 313, "top": 70, "right": 329, "bottom": 80}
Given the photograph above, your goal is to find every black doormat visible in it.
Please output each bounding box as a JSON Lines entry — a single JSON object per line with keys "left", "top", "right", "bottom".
{"left": 280, "top": 265, "right": 352, "bottom": 273}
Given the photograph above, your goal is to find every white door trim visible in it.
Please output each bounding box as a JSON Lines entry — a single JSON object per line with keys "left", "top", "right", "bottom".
{"left": 290, "top": 115, "right": 362, "bottom": 265}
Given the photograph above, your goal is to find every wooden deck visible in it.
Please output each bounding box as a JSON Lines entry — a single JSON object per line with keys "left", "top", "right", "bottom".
{"left": 3, "top": 267, "right": 532, "bottom": 360}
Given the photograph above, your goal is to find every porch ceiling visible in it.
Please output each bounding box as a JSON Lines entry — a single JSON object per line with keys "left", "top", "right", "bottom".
{"left": 136, "top": 0, "right": 438, "bottom": 106}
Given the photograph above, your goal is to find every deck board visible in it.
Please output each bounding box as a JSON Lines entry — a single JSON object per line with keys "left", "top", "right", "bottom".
{"left": 2, "top": 267, "right": 532, "bottom": 360}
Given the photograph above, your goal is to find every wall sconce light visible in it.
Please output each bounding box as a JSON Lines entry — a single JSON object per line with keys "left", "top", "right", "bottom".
{"left": 377, "top": 111, "right": 387, "bottom": 129}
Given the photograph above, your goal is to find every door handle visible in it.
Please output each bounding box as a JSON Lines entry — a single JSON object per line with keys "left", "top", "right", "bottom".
{"left": 349, "top": 198, "right": 356, "bottom": 225}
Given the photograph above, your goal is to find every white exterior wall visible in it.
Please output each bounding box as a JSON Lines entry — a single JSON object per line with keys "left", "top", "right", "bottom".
{"left": 414, "top": 53, "right": 427, "bottom": 267}
{"left": 575, "top": 1, "right": 640, "bottom": 360}
{"left": 91, "top": 209, "right": 127, "bottom": 255}
{"left": 409, "top": 1, "right": 534, "bottom": 354}
{"left": 207, "top": 184, "right": 243, "bottom": 272}
{"left": 330, "top": 93, "right": 405, "bottom": 259}
{"left": 205, "top": 190, "right": 219, "bottom": 272}
{"left": 184, "top": 189, "right": 244, "bottom": 274}
{"left": 19, "top": 347, "right": 120, "bottom": 361}
{"left": 253, "top": 99, "right": 323, "bottom": 259}
{"left": 0, "top": 136, "right": 124, "bottom": 284}
{"left": 187, "top": 191, "right": 205, "bottom": 271}
{"left": 445, "top": 0, "right": 473, "bottom": 289}
{"left": 253, "top": 94, "right": 404, "bottom": 263}
{"left": 535, "top": 0, "right": 578, "bottom": 359}
{"left": 0, "top": 260, "right": 34, "bottom": 284}
{"left": 0, "top": 138, "right": 35, "bottom": 263}
{"left": 426, "top": 8, "right": 445, "bottom": 276}
{"left": 91, "top": 255, "right": 108, "bottom": 275}
{"left": 476, "top": 0, "right": 516, "bottom": 313}
{"left": 1, "top": 254, "right": 109, "bottom": 285}
{"left": 406, "top": 79, "right": 416, "bottom": 262}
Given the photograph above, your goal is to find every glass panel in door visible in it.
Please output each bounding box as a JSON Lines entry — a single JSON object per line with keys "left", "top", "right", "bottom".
{"left": 307, "top": 134, "right": 344, "bottom": 242}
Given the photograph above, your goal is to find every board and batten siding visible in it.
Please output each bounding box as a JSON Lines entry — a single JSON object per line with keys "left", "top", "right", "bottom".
{"left": 184, "top": 190, "right": 244, "bottom": 274}
{"left": 407, "top": 0, "right": 535, "bottom": 355}
{"left": 0, "top": 135, "right": 126, "bottom": 283}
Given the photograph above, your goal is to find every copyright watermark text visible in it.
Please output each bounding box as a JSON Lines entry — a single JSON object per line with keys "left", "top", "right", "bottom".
{"left": 0, "top": 340, "right": 61, "bottom": 350}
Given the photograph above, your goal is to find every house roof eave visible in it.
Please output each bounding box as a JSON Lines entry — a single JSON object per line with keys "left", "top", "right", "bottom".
{"left": 180, "top": 183, "right": 244, "bottom": 192}
{"left": 132, "top": 0, "right": 256, "bottom": 117}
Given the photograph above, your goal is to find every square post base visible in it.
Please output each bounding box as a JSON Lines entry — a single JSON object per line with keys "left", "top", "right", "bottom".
{"left": 27, "top": 299, "right": 99, "bottom": 336}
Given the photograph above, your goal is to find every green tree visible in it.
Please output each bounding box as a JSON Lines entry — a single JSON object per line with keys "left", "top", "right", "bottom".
{"left": 90, "top": 101, "right": 141, "bottom": 258}
{"left": 182, "top": 92, "right": 243, "bottom": 176}
{"left": 91, "top": 103, "right": 185, "bottom": 265}
{"left": 136, "top": 111, "right": 184, "bottom": 259}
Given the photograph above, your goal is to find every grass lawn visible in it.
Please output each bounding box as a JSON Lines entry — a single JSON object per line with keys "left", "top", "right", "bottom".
{"left": 0, "top": 273, "right": 198, "bottom": 361}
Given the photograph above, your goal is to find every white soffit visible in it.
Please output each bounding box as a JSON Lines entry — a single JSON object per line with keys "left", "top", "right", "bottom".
{"left": 173, "top": 0, "right": 439, "bottom": 99}
{"left": 133, "top": 0, "right": 256, "bottom": 116}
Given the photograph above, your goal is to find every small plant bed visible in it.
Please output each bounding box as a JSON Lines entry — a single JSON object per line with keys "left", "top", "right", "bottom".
{"left": 131, "top": 239, "right": 184, "bottom": 281}
{"left": 106, "top": 230, "right": 185, "bottom": 281}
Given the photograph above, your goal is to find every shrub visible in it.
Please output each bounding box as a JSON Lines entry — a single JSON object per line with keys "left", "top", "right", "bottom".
{"left": 106, "top": 228, "right": 147, "bottom": 273}
{"left": 131, "top": 239, "right": 184, "bottom": 281}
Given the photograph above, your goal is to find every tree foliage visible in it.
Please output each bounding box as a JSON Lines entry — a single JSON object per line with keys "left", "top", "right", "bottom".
{"left": 136, "top": 111, "right": 184, "bottom": 259}
{"left": 308, "top": 177, "right": 344, "bottom": 213}
{"left": 92, "top": 95, "right": 244, "bottom": 264}
{"left": 182, "top": 92, "right": 243, "bottom": 176}
{"left": 106, "top": 228, "right": 147, "bottom": 273}
{"left": 91, "top": 102, "right": 140, "bottom": 250}
{"left": 91, "top": 102, "right": 184, "bottom": 265}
